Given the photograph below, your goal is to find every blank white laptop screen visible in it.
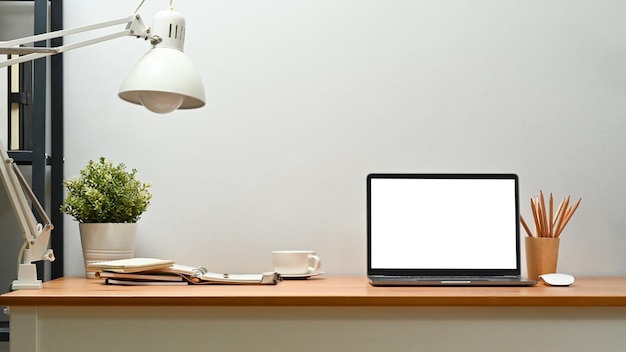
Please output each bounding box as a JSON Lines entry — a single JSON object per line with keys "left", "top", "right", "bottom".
{"left": 370, "top": 177, "right": 518, "bottom": 270}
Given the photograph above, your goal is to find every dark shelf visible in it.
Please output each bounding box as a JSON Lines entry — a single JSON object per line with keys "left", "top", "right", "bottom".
{"left": 7, "top": 150, "right": 51, "bottom": 165}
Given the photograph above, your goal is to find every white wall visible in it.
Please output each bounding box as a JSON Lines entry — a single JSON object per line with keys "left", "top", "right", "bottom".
{"left": 62, "top": 0, "right": 626, "bottom": 277}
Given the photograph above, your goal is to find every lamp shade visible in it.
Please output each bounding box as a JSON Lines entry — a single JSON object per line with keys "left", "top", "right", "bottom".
{"left": 118, "top": 47, "right": 205, "bottom": 113}
{"left": 118, "top": 7, "right": 205, "bottom": 114}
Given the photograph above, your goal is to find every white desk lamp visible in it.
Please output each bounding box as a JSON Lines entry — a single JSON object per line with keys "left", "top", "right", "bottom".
{"left": 0, "top": 142, "right": 54, "bottom": 290}
{"left": 0, "top": 0, "right": 205, "bottom": 113}
{"left": 0, "top": 1, "right": 205, "bottom": 289}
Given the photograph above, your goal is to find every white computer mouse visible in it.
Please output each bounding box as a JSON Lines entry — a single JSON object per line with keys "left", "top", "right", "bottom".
{"left": 539, "top": 273, "right": 575, "bottom": 286}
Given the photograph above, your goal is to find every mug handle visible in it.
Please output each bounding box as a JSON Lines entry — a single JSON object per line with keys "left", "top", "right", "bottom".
{"left": 307, "top": 255, "right": 321, "bottom": 273}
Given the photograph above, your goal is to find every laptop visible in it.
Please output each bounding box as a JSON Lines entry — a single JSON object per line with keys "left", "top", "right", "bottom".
{"left": 367, "top": 173, "right": 536, "bottom": 286}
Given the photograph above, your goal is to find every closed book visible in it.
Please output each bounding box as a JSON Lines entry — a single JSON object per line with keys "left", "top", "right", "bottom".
{"left": 105, "top": 278, "right": 188, "bottom": 286}
{"left": 96, "top": 271, "right": 185, "bottom": 282}
{"left": 87, "top": 258, "right": 174, "bottom": 273}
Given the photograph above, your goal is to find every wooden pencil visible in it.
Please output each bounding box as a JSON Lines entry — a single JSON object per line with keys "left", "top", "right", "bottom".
{"left": 551, "top": 199, "right": 565, "bottom": 231}
{"left": 555, "top": 198, "right": 582, "bottom": 237}
{"left": 520, "top": 215, "right": 534, "bottom": 237}
{"left": 527, "top": 193, "right": 580, "bottom": 238}
{"left": 548, "top": 193, "right": 554, "bottom": 237}
{"left": 530, "top": 198, "right": 540, "bottom": 237}
{"left": 554, "top": 196, "right": 570, "bottom": 238}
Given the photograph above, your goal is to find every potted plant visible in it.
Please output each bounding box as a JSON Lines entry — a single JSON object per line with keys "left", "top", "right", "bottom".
{"left": 61, "top": 157, "right": 152, "bottom": 277}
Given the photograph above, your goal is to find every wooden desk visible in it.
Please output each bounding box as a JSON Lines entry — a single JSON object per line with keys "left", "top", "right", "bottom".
{"left": 2, "top": 276, "right": 626, "bottom": 352}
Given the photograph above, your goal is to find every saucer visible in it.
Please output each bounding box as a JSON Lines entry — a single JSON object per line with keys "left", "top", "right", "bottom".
{"left": 280, "top": 271, "right": 324, "bottom": 280}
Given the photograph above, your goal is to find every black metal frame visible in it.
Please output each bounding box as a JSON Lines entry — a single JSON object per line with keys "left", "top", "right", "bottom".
{"left": 0, "top": 321, "right": 7, "bottom": 342}
{"left": 2, "top": 3, "right": 64, "bottom": 342}
{"left": 3, "top": 0, "right": 64, "bottom": 280}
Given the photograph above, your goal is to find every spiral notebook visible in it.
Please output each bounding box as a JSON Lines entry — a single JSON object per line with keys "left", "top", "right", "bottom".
{"left": 367, "top": 173, "right": 536, "bottom": 286}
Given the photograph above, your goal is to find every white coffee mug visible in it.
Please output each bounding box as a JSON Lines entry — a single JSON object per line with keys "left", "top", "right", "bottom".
{"left": 272, "top": 250, "right": 321, "bottom": 275}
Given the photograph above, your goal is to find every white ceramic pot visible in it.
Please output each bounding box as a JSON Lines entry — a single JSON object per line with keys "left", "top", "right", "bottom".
{"left": 79, "top": 223, "right": 137, "bottom": 278}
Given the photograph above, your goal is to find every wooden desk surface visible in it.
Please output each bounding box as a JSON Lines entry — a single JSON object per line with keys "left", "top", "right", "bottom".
{"left": 1, "top": 276, "right": 625, "bottom": 307}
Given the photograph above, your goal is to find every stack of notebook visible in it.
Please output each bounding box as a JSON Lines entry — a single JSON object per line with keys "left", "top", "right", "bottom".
{"left": 88, "top": 258, "right": 281, "bottom": 285}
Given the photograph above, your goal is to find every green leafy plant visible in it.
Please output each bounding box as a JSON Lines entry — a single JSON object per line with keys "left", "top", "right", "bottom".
{"left": 61, "top": 157, "right": 152, "bottom": 223}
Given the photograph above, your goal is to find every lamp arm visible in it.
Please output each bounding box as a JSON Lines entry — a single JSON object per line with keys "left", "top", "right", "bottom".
{"left": 0, "top": 14, "right": 155, "bottom": 69}
{"left": 2, "top": 141, "right": 55, "bottom": 289}
{"left": 8, "top": 160, "right": 55, "bottom": 263}
{"left": 11, "top": 162, "right": 50, "bottom": 226}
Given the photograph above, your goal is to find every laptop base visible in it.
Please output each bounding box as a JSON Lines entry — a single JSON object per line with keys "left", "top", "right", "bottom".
{"left": 368, "top": 275, "right": 537, "bottom": 287}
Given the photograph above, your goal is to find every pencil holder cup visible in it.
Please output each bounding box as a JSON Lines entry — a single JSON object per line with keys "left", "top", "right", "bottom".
{"left": 525, "top": 237, "right": 560, "bottom": 281}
